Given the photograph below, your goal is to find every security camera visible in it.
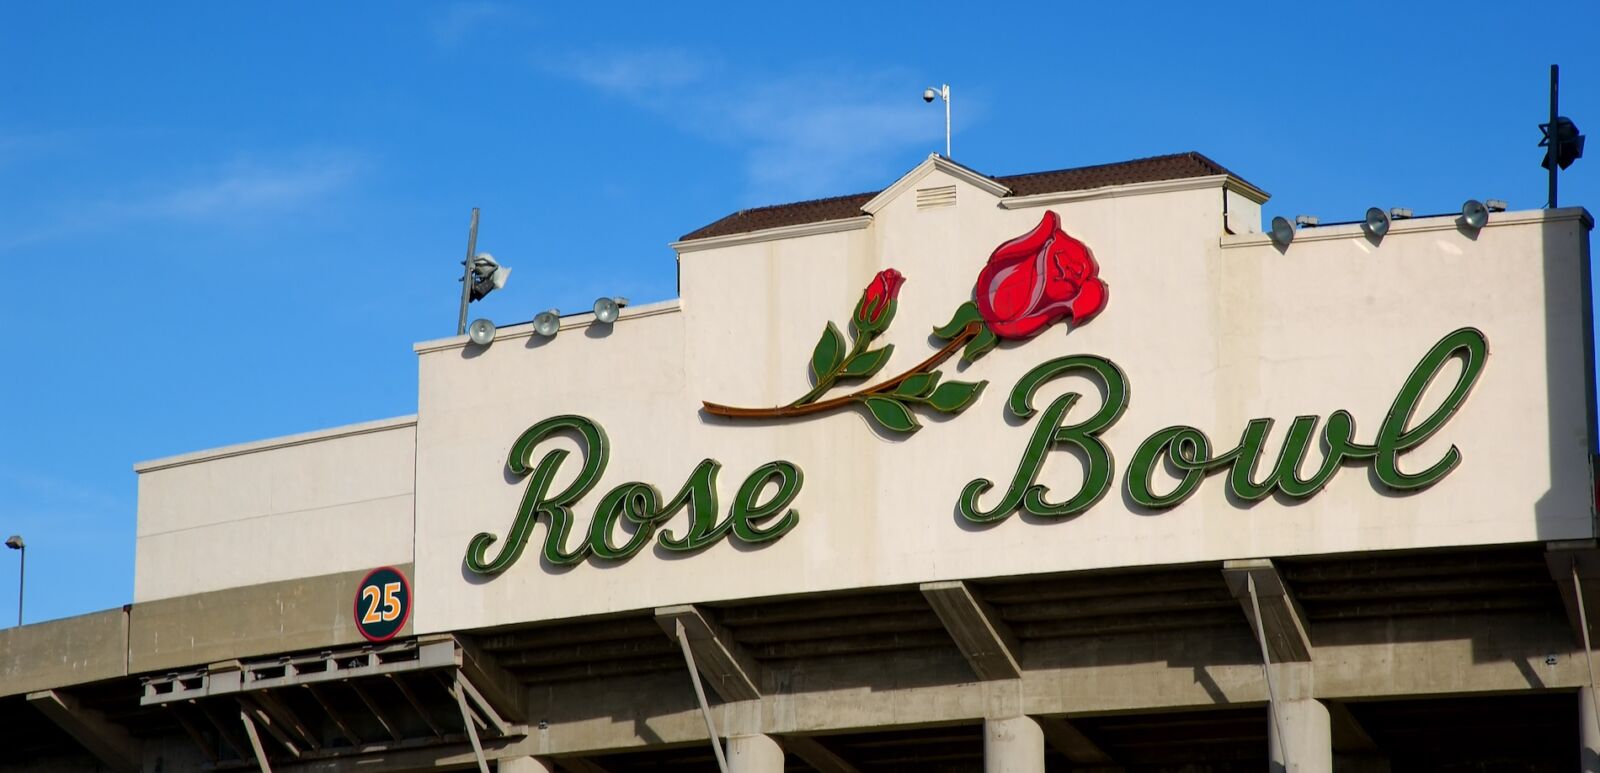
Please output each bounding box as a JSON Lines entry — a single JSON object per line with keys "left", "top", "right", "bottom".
{"left": 923, "top": 88, "right": 937, "bottom": 103}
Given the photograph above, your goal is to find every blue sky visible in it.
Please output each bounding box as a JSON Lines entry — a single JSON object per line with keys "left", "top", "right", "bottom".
{"left": 2, "top": 2, "right": 1597, "bottom": 624}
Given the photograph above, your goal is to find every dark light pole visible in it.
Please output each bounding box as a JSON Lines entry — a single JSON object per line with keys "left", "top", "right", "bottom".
{"left": 1540, "top": 64, "right": 1586, "bottom": 208}
{"left": 5, "top": 535, "right": 22, "bottom": 627}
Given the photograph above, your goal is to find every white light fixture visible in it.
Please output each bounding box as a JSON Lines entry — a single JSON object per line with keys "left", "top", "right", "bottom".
{"left": 467, "top": 318, "right": 496, "bottom": 346}
{"left": 593, "top": 297, "right": 629, "bottom": 325}
{"left": 1389, "top": 207, "right": 1414, "bottom": 219}
{"left": 1269, "top": 216, "right": 1295, "bottom": 247}
{"left": 1363, "top": 207, "right": 1391, "bottom": 239}
{"left": 533, "top": 309, "right": 561, "bottom": 338}
{"left": 1294, "top": 215, "right": 1320, "bottom": 228}
{"left": 1461, "top": 199, "right": 1490, "bottom": 229}
{"left": 1485, "top": 199, "right": 1508, "bottom": 212}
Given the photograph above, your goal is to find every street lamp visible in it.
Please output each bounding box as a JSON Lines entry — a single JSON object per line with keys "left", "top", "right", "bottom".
{"left": 5, "top": 535, "right": 22, "bottom": 627}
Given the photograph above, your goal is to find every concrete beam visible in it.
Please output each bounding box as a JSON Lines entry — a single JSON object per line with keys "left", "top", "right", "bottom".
{"left": 556, "top": 758, "right": 611, "bottom": 773}
{"left": 512, "top": 605, "right": 1584, "bottom": 757}
{"left": 1546, "top": 541, "right": 1600, "bottom": 647}
{"left": 454, "top": 633, "right": 528, "bottom": 722}
{"left": 921, "top": 581, "right": 1023, "bottom": 681}
{"left": 782, "top": 735, "right": 860, "bottom": 773}
{"left": 1222, "top": 559, "right": 1313, "bottom": 662}
{"left": 168, "top": 704, "right": 219, "bottom": 765}
{"left": 388, "top": 672, "right": 446, "bottom": 739}
{"left": 240, "top": 707, "right": 277, "bottom": 773}
{"left": 499, "top": 758, "right": 557, "bottom": 773}
{"left": 239, "top": 696, "right": 303, "bottom": 758}
{"left": 1036, "top": 716, "right": 1116, "bottom": 766}
{"left": 655, "top": 604, "right": 762, "bottom": 701}
{"left": 1, "top": 608, "right": 129, "bottom": 699}
{"left": 26, "top": 689, "right": 140, "bottom": 773}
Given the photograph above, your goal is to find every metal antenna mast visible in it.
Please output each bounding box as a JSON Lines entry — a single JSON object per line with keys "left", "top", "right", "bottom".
{"left": 456, "top": 208, "right": 480, "bottom": 336}
{"left": 1540, "top": 64, "right": 1586, "bottom": 208}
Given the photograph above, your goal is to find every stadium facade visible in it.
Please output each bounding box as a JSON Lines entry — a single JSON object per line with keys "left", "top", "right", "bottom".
{"left": 3, "top": 152, "right": 1598, "bottom": 772}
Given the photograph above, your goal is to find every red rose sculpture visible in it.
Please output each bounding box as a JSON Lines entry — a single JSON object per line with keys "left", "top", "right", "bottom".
{"left": 853, "top": 268, "right": 905, "bottom": 333}
{"left": 703, "top": 210, "right": 1111, "bottom": 434}
{"left": 974, "top": 211, "right": 1107, "bottom": 339}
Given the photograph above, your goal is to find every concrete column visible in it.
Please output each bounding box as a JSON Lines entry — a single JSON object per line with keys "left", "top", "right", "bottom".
{"left": 984, "top": 716, "right": 1045, "bottom": 773}
{"left": 1583, "top": 687, "right": 1600, "bottom": 773}
{"left": 498, "top": 757, "right": 556, "bottom": 773}
{"left": 1269, "top": 699, "right": 1332, "bottom": 773}
{"left": 728, "top": 733, "right": 785, "bottom": 773}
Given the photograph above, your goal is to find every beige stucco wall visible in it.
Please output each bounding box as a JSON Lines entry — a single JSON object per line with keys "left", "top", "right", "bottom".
{"left": 133, "top": 416, "right": 417, "bottom": 602}
{"left": 404, "top": 160, "right": 1595, "bottom": 635}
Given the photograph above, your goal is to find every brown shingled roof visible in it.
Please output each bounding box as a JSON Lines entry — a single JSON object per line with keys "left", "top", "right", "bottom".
{"left": 679, "top": 151, "right": 1256, "bottom": 242}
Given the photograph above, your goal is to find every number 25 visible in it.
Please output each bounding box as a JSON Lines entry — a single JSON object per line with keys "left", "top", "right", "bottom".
{"left": 360, "top": 582, "right": 403, "bottom": 624}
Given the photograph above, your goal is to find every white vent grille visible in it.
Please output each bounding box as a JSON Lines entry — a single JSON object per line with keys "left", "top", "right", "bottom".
{"left": 916, "top": 185, "right": 957, "bottom": 209}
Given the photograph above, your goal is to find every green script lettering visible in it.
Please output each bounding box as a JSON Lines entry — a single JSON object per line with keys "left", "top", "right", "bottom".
{"left": 465, "top": 415, "right": 804, "bottom": 575}
{"left": 959, "top": 355, "right": 1129, "bottom": 523}
{"left": 1125, "top": 328, "right": 1486, "bottom": 508}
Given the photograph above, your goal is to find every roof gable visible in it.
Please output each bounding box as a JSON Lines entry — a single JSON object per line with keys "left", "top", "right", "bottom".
{"left": 677, "top": 151, "right": 1258, "bottom": 243}
{"left": 859, "top": 154, "right": 1011, "bottom": 215}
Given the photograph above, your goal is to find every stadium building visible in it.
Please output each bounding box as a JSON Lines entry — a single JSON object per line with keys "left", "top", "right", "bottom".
{"left": 2, "top": 151, "right": 1597, "bottom": 772}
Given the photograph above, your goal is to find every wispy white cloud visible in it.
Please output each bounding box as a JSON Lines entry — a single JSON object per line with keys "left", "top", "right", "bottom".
{"left": 0, "top": 151, "right": 362, "bottom": 252}
{"left": 560, "top": 49, "right": 708, "bottom": 98}
{"left": 550, "top": 50, "right": 949, "bottom": 202}
{"left": 0, "top": 130, "right": 77, "bottom": 170}
{"left": 143, "top": 155, "right": 358, "bottom": 220}
{"left": 432, "top": 2, "right": 532, "bottom": 48}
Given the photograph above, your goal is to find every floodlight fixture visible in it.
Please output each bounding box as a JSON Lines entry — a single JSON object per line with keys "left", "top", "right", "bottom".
{"left": 1269, "top": 216, "right": 1295, "bottom": 247}
{"left": 1294, "top": 215, "right": 1320, "bottom": 228}
{"left": 1389, "top": 207, "right": 1414, "bottom": 220}
{"left": 533, "top": 309, "right": 561, "bottom": 338}
{"left": 593, "top": 297, "right": 629, "bottom": 325}
{"left": 467, "top": 318, "right": 496, "bottom": 346}
{"left": 1485, "top": 199, "right": 1508, "bottom": 212}
{"left": 467, "top": 252, "right": 511, "bottom": 302}
{"left": 1363, "top": 207, "right": 1391, "bottom": 239}
{"left": 4, "top": 536, "right": 20, "bottom": 550}
{"left": 1461, "top": 199, "right": 1490, "bottom": 230}
{"left": 1541, "top": 116, "right": 1585, "bottom": 171}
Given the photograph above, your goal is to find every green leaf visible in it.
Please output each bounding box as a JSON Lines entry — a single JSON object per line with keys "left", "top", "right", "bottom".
{"left": 932, "top": 301, "right": 983, "bottom": 340}
{"left": 962, "top": 325, "right": 999, "bottom": 362}
{"left": 809, "top": 321, "right": 846, "bottom": 381}
{"left": 840, "top": 345, "right": 894, "bottom": 379}
{"left": 861, "top": 397, "right": 921, "bottom": 433}
{"left": 925, "top": 380, "right": 987, "bottom": 413}
{"left": 894, "top": 371, "right": 942, "bottom": 398}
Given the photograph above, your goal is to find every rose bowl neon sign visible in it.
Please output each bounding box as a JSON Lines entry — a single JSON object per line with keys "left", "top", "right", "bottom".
{"left": 464, "top": 211, "right": 1487, "bottom": 575}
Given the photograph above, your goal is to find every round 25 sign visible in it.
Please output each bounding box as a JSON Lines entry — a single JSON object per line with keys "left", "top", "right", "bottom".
{"left": 353, "top": 566, "right": 411, "bottom": 642}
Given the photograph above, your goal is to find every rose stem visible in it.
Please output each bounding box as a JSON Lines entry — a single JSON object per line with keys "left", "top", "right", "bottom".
{"left": 788, "top": 328, "right": 871, "bottom": 407}
{"left": 703, "top": 322, "right": 981, "bottom": 419}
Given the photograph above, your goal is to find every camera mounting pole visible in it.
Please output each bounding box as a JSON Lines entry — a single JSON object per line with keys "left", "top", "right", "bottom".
{"left": 456, "top": 208, "right": 480, "bottom": 336}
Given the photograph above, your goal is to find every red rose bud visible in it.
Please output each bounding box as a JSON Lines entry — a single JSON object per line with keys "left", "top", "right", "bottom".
{"left": 974, "top": 211, "right": 1107, "bottom": 339}
{"left": 853, "top": 268, "right": 905, "bottom": 333}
